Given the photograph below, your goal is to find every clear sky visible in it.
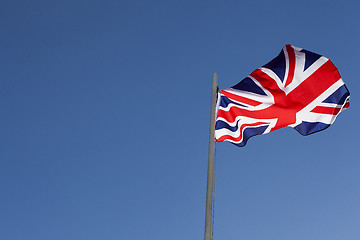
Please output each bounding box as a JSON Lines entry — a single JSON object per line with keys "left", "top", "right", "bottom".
{"left": 1, "top": 0, "right": 359, "bottom": 240}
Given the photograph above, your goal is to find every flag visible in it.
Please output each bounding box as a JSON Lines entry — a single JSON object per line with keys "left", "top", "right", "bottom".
{"left": 215, "top": 44, "right": 350, "bottom": 147}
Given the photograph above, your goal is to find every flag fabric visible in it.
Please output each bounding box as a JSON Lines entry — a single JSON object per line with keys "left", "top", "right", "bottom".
{"left": 215, "top": 44, "right": 350, "bottom": 147}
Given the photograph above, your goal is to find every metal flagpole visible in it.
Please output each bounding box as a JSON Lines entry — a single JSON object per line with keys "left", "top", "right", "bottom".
{"left": 204, "top": 73, "right": 218, "bottom": 240}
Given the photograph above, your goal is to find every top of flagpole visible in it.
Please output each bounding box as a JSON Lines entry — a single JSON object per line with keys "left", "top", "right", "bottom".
{"left": 212, "top": 73, "right": 218, "bottom": 91}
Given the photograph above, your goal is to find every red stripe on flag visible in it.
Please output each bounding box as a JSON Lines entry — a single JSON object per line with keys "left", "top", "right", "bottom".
{"left": 285, "top": 44, "right": 295, "bottom": 88}
{"left": 217, "top": 107, "right": 245, "bottom": 124}
{"left": 311, "top": 102, "right": 350, "bottom": 115}
{"left": 311, "top": 106, "right": 341, "bottom": 115}
{"left": 216, "top": 122, "right": 268, "bottom": 143}
{"left": 221, "top": 90, "right": 262, "bottom": 107}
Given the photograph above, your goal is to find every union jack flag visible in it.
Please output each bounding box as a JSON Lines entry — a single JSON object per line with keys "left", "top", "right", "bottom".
{"left": 215, "top": 44, "right": 350, "bottom": 147}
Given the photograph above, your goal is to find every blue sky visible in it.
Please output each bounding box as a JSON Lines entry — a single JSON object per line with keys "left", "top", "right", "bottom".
{"left": 1, "top": 0, "right": 359, "bottom": 239}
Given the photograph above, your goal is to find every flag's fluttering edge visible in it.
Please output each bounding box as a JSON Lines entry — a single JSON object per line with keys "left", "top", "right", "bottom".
{"left": 215, "top": 44, "right": 350, "bottom": 147}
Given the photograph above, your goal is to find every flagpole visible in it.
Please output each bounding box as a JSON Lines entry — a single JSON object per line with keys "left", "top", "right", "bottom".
{"left": 204, "top": 73, "right": 218, "bottom": 240}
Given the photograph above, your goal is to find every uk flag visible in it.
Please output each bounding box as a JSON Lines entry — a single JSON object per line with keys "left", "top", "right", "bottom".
{"left": 215, "top": 45, "right": 350, "bottom": 147}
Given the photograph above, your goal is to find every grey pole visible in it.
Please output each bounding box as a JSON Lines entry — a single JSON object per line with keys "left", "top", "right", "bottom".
{"left": 204, "top": 73, "right": 218, "bottom": 240}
